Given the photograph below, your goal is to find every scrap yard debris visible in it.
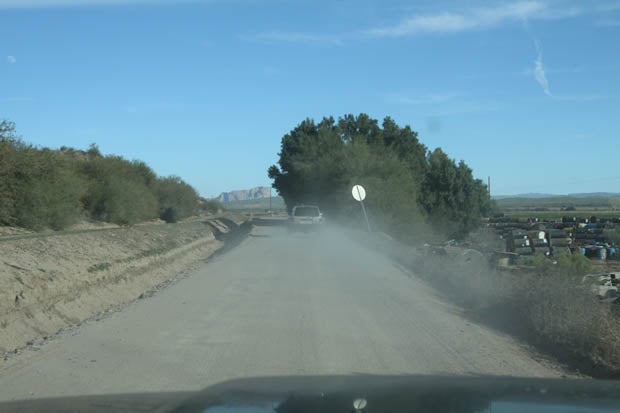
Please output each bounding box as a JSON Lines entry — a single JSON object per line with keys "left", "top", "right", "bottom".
{"left": 483, "top": 216, "right": 619, "bottom": 264}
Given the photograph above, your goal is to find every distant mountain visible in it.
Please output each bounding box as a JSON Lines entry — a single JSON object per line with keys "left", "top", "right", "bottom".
{"left": 216, "top": 186, "right": 272, "bottom": 203}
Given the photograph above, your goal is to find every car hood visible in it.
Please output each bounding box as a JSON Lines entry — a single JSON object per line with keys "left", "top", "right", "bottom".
{"left": 1, "top": 374, "right": 620, "bottom": 413}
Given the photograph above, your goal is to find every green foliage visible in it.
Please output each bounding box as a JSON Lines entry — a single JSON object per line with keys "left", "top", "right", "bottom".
{"left": 557, "top": 252, "right": 592, "bottom": 277}
{"left": 0, "top": 121, "right": 21, "bottom": 224}
{"left": 80, "top": 155, "right": 160, "bottom": 224}
{"left": 604, "top": 227, "right": 620, "bottom": 245}
{"left": 0, "top": 120, "right": 200, "bottom": 230}
{"left": 418, "top": 150, "right": 492, "bottom": 237}
{"left": 15, "top": 162, "right": 86, "bottom": 230}
{"left": 87, "top": 262, "right": 111, "bottom": 273}
{"left": 0, "top": 132, "right": 87, "bottom": 229}
{"left": 526, "top": 254, "right": 556, "bottom": 276}
{"left": 527, "top": 252, "right": 592, "bottom": 278}
{"left": 100, "top": 178, "right": 159, "bottom": 225}
{"left": 157, "top": 176, "right": 199, "bottom": 223}
{"left": 269, "top": 114, "right": 492, "bottom": 240}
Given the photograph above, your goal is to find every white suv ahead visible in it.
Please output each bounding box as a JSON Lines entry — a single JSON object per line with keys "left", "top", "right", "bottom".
{"left": 288, "top": 205, "right": 324, "bottom": 232}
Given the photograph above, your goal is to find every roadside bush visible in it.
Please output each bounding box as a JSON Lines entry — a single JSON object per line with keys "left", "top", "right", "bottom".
{"left": 0, "top": 124, "right": 23, "bottom": 225}
{"left": 15, "top": 167, "right": 86, "bottom": 230}
{"left": 200, "top": 199, "right": 224, "bottom": 214}
{"left": 525, "top": 252, "right": 592, "bottom": 278}
{"left": 2, "top": 140, "right": 87, "bottom": 230}
{"left": 604, "top": 227, "right": 620, "bottom": 245}
{"left": 100, "top": 178, "right": 158, "bottom": 225}
{"left": 157, "top": 176, "right": 199, "bottom": 223}
{"left": 515, "top": 274, "right": 620, "bottom": 367}
{"left": 0, "top": 120, "right": 200, "bottom": 230}
{"left": 555, "top": 252, "right": 592, "bottom": 277}
{"left": 386, "top": 238, "right": 620, "bottom": 374}
{"left": 160, "top": 207, "right": 180, "bottom": 224}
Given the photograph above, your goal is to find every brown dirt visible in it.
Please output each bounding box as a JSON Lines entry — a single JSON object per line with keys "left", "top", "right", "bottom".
{"left": 0, "top": 218, "right": 239, "bottom": 353}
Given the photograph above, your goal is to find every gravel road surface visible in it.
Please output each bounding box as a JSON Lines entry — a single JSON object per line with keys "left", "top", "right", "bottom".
{"left": 0, "top": 223, "right": 567, "bottom": 401}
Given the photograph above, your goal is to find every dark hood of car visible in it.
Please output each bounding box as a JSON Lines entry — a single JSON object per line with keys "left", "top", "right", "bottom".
{"left": 2, "top": 374, "right": 620, "bottom": 413}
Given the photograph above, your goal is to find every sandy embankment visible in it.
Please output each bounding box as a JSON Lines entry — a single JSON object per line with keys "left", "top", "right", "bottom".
{"left": 0, "top": 218, "right": 239, "bottom": 353}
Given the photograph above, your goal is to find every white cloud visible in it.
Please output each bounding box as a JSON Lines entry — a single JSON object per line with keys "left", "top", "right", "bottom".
{"left": 6, "top": 55, "right": 16, "bottom": 64}
{"left": 533, "top": 42, "right": 552, "bottom": 96}
{"left": 521, "top": 65, "right": 582, "bottom": 76}
{"left": 247, "top": 2, "right": 589, "bottom": 46}
{"left": 367, "top": 1, "right": 580, "bottom": 37}
{"left": 528, "top": 41, "right": 610, "bottom": 100}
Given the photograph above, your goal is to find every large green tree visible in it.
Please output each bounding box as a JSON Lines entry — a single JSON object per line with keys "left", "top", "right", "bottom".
{"left": 269, "top": 114, "right": 493, "bottom": 240}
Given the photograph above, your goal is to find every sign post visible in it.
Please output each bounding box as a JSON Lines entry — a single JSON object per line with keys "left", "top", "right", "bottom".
{"left": 351, "top": 184, "right": 371, "bottom": 232}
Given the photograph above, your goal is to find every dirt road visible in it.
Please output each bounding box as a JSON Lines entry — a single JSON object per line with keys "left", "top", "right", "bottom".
{"left": 0, "top": 222, "right": 567, "bottom": 401}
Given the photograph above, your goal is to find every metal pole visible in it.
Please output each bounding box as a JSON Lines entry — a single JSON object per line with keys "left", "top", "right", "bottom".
{"left": 355, "top": 186, "right": 371, "bottom": 232}
{"left": 360, "top": 200, "right": 371, "bottom": 232}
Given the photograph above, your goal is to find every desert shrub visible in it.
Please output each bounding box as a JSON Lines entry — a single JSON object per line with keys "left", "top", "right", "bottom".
{"left": 100, "top": 178, "right": 158, "bottom": 225}
{"left": 525, "top": 252, "right": 592, "bottom": 278}
{"left": 516, "top": 273, "right": 620, "bottom": 368}
{"left": 15, "top": 166, "right": 86, "bottom": 230}
{"left": 604, "top": 227, "right": 620, "bottom": 245}
{"left": 81, "top": 157, "right": 160, "bottom": 225}
{"left": 2, "top": 141, "right": 86, "bottom": 230}
{"left": 556, "top": 252, "right": 592, "bottom": 277}
{"left": 0, "top": 120, "right": 199, "bottom": 229}
{"left": 157, "top": 176, "right": 199, "bottom": 223}
{"left": 0, "top": 122, "right": 22, "bottom": 225}
{"left": 199, "top": 199, "right": 224, "bottom": 214}
{"left": 380, "top": 233, "right": 620, "bottom": 373}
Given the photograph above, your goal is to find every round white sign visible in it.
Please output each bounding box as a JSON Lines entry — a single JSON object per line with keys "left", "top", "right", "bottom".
{"left": 352, "top": 185, "right": 366, "bottom": 202}
{"left": 353, "top": 398, "right": 367, "bottom": 410}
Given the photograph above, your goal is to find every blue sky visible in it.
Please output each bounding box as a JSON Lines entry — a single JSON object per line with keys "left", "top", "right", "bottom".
{"left": 1, "top": 0, "right": 619, "bottom": 197}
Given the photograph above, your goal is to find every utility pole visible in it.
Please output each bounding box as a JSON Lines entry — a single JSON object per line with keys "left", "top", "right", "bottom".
{"left": 269, "top": 186, "right": 272, "bottom": 212}
{"left": 488, "top": 176, "right": 491, "bottom": 197}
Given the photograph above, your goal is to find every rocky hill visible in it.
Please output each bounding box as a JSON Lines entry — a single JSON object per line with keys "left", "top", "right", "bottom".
{"left": 217, "top": 186, "right": 271, "bottom": 203}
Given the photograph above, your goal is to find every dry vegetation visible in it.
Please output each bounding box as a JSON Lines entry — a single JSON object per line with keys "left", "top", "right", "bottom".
{"left": 358, "top": 231, "right": 620, "bottom": 377}
{"left": 419, "top": 253, "right": 620, "bottom": 376}
{"left": 0, "top": 120, "right": 220, "bottom": 230}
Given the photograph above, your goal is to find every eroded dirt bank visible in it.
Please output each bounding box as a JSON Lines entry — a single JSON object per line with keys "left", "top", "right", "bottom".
{"left": 0, "top": 217, "right": 247, "bottom": 354}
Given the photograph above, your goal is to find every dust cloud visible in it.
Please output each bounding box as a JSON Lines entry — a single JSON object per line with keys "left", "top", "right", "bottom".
{"left": 252, "top": 215, "right": 620, "bottom": 377}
